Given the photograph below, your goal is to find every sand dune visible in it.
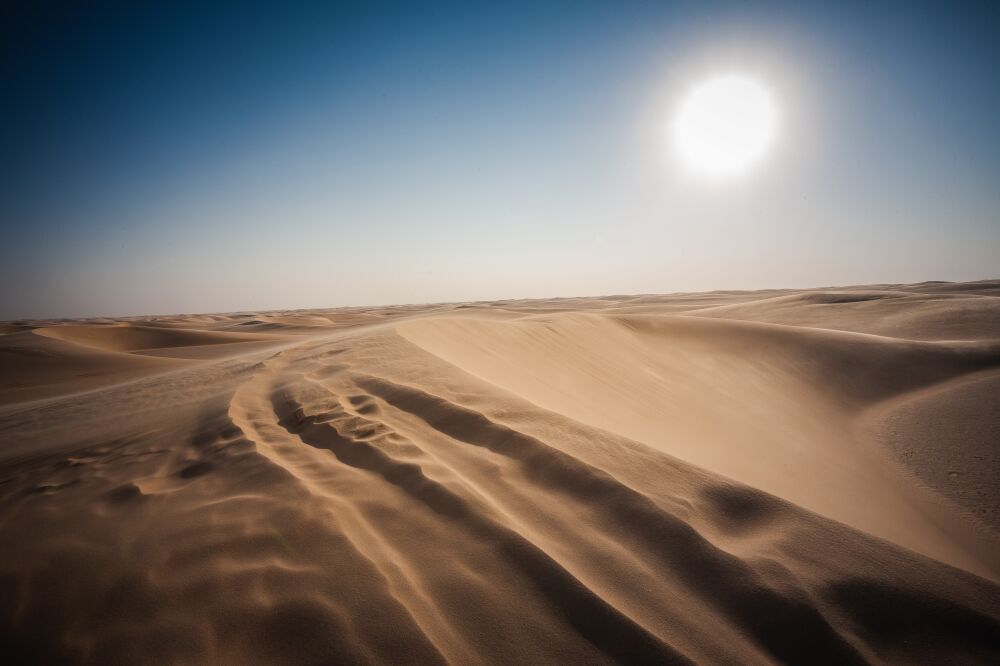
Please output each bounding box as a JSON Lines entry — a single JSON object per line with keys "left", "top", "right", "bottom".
{"left": 692, "top": 289, "right": 1000, "bottom": 341}
{"left": 1, "top": 281, "right": 998, "bottom": 663}
{"left": 0, "top": 329, "right": 185, "bottom": 405}
{"left": 34, "top": 323, "right": 277, "bottom": 353}
{"left": 0, "top": 325, "right": 285, "bottom": 405}
{"left": 862, "top": 368, "right": 1000, "bottom": 531}
{"left": 398, "top": 312, "right": 1000, "bottom": 577}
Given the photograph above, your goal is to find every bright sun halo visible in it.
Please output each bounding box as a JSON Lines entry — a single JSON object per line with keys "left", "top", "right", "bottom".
{"left": 673, "top": 75, "right": 777, "bottom": 178}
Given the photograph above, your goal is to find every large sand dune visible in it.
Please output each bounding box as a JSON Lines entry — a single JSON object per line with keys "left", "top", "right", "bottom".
{"left": 1, "top": 281, "right": 998, "bottom": 663}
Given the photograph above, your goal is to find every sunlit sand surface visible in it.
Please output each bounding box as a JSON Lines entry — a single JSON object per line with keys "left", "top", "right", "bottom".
{"left": 2, "top": 280, "right": 998, "bottom": 663}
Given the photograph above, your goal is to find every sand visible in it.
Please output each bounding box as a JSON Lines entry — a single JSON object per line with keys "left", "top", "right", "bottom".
{"left": 1, "top": 280, "right": 998, "bottom": 663}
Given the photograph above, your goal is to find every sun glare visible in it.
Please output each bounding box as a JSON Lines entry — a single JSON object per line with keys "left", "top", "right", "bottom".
{"left": 673, "top": 75, "right": 778, "bottom": 178}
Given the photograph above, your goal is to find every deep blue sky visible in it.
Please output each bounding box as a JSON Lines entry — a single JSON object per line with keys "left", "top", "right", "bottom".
{"left": 2, "top": 1, "right": 998, "bottom": 318}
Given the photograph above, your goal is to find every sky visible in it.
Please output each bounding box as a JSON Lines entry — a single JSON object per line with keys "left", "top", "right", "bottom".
{"left": 2, "top": 0, "right": 998, "bottom": 319}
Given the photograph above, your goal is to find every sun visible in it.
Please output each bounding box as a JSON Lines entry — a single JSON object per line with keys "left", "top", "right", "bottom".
{"left": 672, "top": 75, "right": 778, "bottom": 178}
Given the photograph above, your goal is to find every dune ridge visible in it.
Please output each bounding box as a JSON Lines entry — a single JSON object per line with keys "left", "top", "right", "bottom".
{"left": 1, "top": 281, "right": 998, "bottom": 663}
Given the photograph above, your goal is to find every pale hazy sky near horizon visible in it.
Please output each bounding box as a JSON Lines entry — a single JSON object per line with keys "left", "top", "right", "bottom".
{"left": 2, "top": 1, "right": 998, "bottom": 319}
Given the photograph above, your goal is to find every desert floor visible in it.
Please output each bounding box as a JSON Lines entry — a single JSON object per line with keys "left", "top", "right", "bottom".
{"left": 1, "top": 280, "right": 999, "bottom": 663}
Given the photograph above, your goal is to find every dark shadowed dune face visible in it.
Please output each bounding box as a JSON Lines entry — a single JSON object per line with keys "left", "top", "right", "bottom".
{"left": 1, "top": 281, "right": 999, "bottom": 664}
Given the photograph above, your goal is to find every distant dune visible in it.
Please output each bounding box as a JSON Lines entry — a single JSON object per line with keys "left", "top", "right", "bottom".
{"left": 1, "top": 280, "right": 998, "bottom": 663}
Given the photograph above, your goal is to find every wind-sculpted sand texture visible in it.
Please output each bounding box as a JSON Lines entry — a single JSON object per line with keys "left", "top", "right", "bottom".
{"left": 1, "top": 280, "right": 999, "bottom": 664}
